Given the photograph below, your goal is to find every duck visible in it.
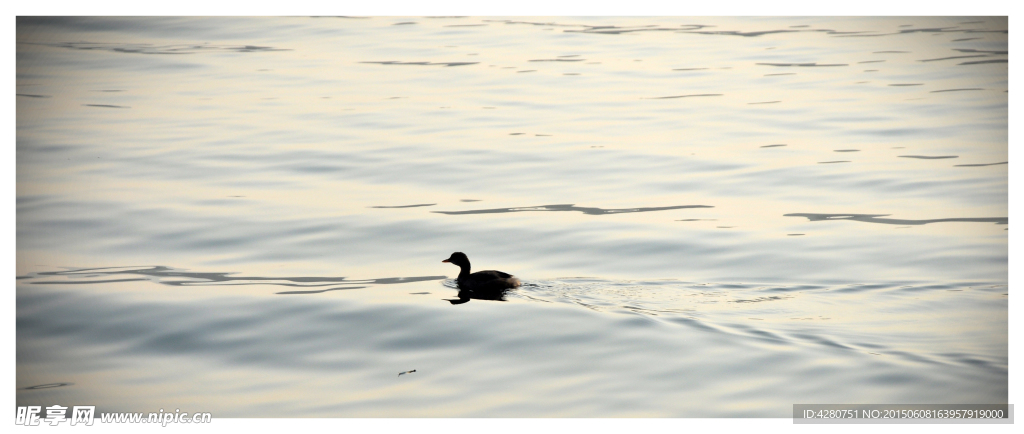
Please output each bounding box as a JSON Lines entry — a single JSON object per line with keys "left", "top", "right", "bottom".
{"left": 442, "top": 252, "right": 521, "bottom": 293}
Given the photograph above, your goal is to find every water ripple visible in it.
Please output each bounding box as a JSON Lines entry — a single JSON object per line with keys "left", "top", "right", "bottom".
{"left": 23, "top": 266, "right": 446, "bottom": 293}
{"left": 432, "top": 204, "right": 714, "bottom": 216}
{"left": 784, "top": 213, "right": 1007, "bottom": 226}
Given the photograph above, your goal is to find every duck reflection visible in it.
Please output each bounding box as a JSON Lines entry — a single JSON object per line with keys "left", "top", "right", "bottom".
{"left": 444, "top": 286, "right": 514, "bottom": 305}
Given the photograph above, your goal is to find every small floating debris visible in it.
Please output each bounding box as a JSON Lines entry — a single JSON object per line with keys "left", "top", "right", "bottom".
{"left": 787, "top": 234, "right": 805, "bottom": 236}
{"left": 760, "top": 144, "right": 787, "bottom": 148}
{"left": 818, "top": 160, "right": 851, "bottom": 164}
{"left": 83, "top": 104, "right": 130, "bottom": 108}
{"left": 17, "top": 93, "right": 51, "bottom": 98}
{"left": 398, "top": 370, "right": 417, "bottom": 377}
{"left": 834, "top": 149, "right": 860, "bottom": 152}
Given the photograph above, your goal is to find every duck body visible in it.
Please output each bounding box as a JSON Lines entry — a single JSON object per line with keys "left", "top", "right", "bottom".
{"left": 442, "top": 252, "right": 521, "bottom": 294}
{"left": 457, "top": 269, "right": 521, "bottom": 292}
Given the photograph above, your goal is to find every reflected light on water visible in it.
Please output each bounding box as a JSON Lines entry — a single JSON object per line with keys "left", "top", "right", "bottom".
{"left": 17, "top": 16, "right": 1007, "bottom": 416}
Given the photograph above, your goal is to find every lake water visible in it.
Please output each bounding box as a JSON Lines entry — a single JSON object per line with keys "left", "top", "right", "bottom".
{"left": 16, "top": 16, "right": 1008, "bottom": 417}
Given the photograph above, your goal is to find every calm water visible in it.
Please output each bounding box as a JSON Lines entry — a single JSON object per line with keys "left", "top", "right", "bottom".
{"left": 16, "top": 16, "right": 1007, "bottom": 417}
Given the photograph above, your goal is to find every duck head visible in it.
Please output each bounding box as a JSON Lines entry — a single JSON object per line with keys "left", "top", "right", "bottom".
{"left": 441, "top": 252, "right": 470, "bottom": 268}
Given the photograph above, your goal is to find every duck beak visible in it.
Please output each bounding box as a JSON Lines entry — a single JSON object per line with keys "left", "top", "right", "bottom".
{"left": 442, "top": 259, "right": 450, "bottom": 263}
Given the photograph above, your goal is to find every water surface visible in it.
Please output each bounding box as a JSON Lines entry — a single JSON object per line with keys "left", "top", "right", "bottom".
{"left": 17, "top": 16, "right": 1007, "bottom": 417}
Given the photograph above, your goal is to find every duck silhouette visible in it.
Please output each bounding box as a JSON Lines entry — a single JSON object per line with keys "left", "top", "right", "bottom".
{"left": 442, "top": 252, "right": 521, "bottom": 304}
